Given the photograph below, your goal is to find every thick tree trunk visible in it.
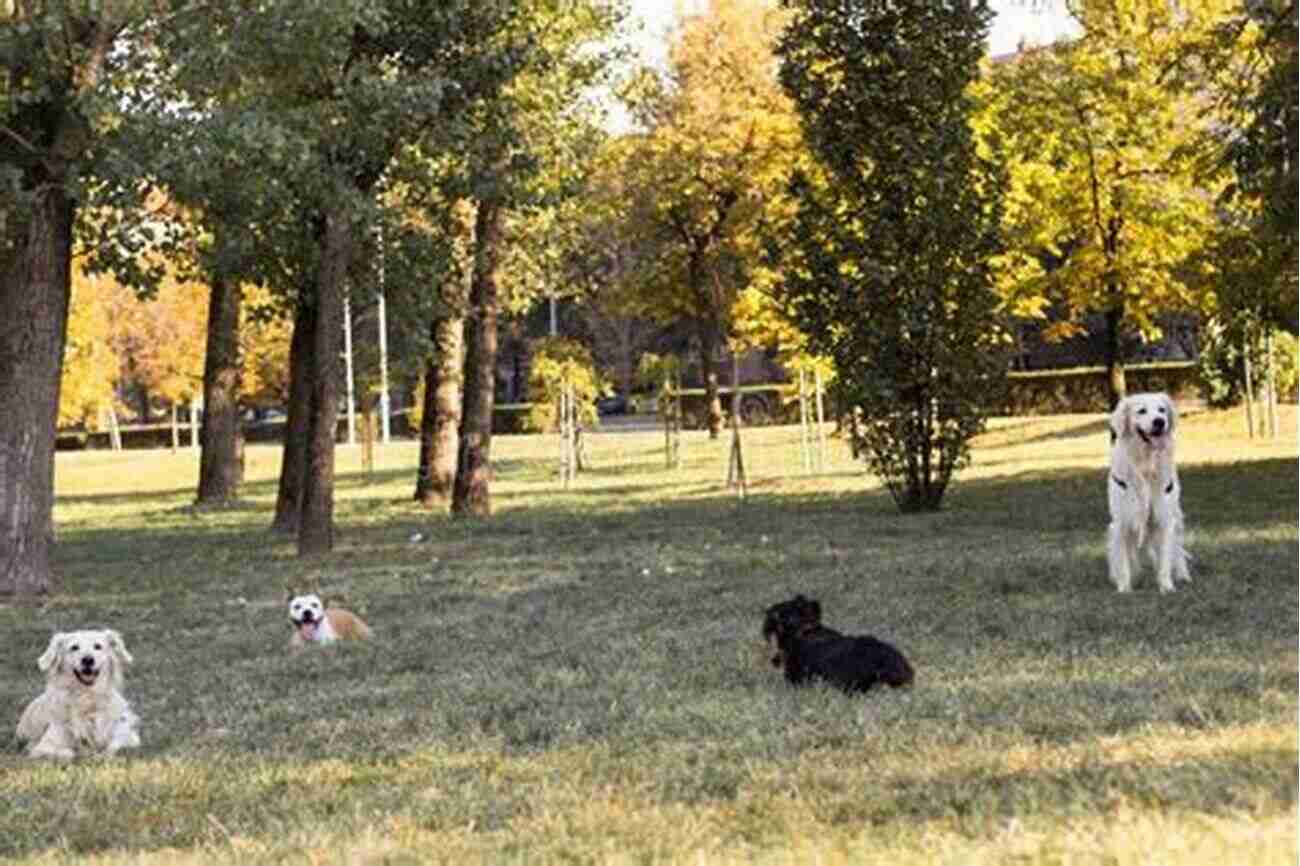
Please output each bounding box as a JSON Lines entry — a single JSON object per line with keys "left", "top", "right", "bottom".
{"left": 298, "top": 212, "right": 352, "bottom": 556}
{"left": 1103, "top": 304, "right": 1126, "bottom": 407}
{"left": 196, "top": 273, "right": 244, "bottom": 505}
{"left": 453, "top": 198, "right": 504, "bottom": 518}
{"left": 272, "top": 301, "right": 315, "bottom": 533}
{"left": 414, "top": 313, "right": 464, "bottom": 507}
{"left": 0, "top": 186, "right": 74, "bottom": 597}
{"left": 699, "top": 321, "right": 724, "bottom": 440}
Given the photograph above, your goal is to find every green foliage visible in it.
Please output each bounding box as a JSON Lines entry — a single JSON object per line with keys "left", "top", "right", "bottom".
{"left": 976, "top": 0, "right": 1226, "bottom": 357}
{"left": 773, "top": 0, "right": 1008, "bottom": 512}
{"left": 525, "top": 336, "right": 602, "bottom": 433}
{"left": 1186, "top": 0, "right": 1298, "bottom": 325}
{"left": 1196, "top": 320, "right": 1298, "bottom": 408}
{"left": 635, "top": 352, "right": 682, "bottom": 392}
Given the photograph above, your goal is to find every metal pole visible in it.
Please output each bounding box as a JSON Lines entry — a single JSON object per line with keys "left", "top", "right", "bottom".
{"left": 343, "top": 292, "right": 356, "bottom": 445}
{"left": 814, "top": 368, "right": 827, "bottom": 472}
{"left": 549, "top": 296, "right": 558, "bottom": 337}
{"left": 377, "top": 227, "right": 391, "bottom": 445}
{"left": 190, "top": 395, "right": 200, "bottom": 452}
{"left": 377, "top": 290, "right": 391, "bottom": 445}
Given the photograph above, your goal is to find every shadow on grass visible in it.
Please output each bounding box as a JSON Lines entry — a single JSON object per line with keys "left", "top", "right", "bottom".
{"left": 979, "top": 416, "right": 1113, "bottom": 449}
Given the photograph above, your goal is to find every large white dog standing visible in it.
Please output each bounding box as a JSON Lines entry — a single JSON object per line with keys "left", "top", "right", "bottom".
{"left": 1107, "top": 392, "right": 1191, "bottom": 593}
{"left": 16, "top": 629, "right": 141, "bottom": 758}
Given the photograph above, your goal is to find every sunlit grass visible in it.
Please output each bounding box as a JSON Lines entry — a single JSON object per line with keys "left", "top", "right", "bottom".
{"left": 2, "top": 406, "right": 1296, "bottom": 864}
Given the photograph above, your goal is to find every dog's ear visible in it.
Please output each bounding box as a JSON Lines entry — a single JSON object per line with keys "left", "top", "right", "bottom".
{"left": 807, "top": 598, "right": 822, "bottom": 621}
{"left": 37, "top": 632, "right": 67, "bottom": 675}
{"left": 1162, "top": 393, "right": 1177, "bottom": 433}
{"left": 1109, "top": 397, "right": 1131, "bottom": 441}
{"left": 104, "top": 629, "right": 133, "bottom": 667}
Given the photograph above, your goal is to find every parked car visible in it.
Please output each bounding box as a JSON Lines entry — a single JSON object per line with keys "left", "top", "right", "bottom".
{"left": 596, "top": 392, "right": 629, "bottom": 416}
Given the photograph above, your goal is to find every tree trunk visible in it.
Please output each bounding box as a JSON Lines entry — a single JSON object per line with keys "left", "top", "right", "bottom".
{"left": 136, "top": 382, "right": 151, "bottom": 424}
{"left": 272, "top": 301, "right": 315, "bottom": 533}
{"left": 1103, "top": 304, "right": 1126, "bottom": 406}
{"left": 0, "top": 184, "right": 75, "bottom": 597}
{"left": 197, "top": 273, "right": 244, "bottom": 504}
{"left": 453, "top": 198, "right": 504, "bottom": 518}
{"left": 298, "top": 212, "right": 353, "bottom": 556}
{"left": 414, "top": 313, "right": 464, "bottom": 507}
{"left": 699, "top": 321, "right": 724, "bottom": 439}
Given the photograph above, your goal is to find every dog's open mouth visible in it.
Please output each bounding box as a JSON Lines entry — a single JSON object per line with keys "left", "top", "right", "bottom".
{"left": 296, "top": 620, "right": 319, "bottom": 640}
{"left": 1137, "top": 427, "right": 1166, "bottom": 445}
{"left": 74, "top": 668, "right": 99, "bottom": 686}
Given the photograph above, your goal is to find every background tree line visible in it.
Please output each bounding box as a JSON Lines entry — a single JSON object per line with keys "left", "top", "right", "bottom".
{"left": 1, "top": 0, "right": 1294, "bottom": 595}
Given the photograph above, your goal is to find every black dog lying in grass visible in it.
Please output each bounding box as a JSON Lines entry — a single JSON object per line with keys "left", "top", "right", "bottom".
{"left": 762, "top": 594, "right": 914, "bottom": 694}
{"left": 761, "top": 594, "right": 842, "bottom": 669}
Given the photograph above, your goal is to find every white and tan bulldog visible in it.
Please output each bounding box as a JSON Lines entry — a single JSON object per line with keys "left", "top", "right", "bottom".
{"left": 287, "top": 592, "right": 373, "bottom": 650}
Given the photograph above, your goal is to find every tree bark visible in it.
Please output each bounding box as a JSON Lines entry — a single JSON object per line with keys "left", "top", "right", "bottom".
{"left": 452, "top": 197, "right": 504, "bottom": 518}
{"left": 0, "top": 184, "right": 75, "bottom": 597}
{"left": 1103, "top": 304, "right": 1126, "bottom": 407}
{"left": 414, "top": 312, "right": 464, "bottom": 507}
{"left": 272, "top": 301, "right": 315, "bottom": 533}
{"left": 698, "top": 320, "right": 724, "bottom": 440}
{"left": 196, "top": 273, "right": 244, "bottom": 505}
{"left": 298, "top": 211, "right": 353, "bottom": 555}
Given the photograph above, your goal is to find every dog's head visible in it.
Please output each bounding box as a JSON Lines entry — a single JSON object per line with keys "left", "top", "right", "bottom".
{"left": 1110, "top": 392, "right": 1177, "bottom": 448}
{"left": 762, "top": 594, "right": 823, "bottom": 667}
{"left": 287, "top": 592, "right": 327, "bottom": 641}
{"left": 37, "top": 629, "right": 132, "bottom": 693}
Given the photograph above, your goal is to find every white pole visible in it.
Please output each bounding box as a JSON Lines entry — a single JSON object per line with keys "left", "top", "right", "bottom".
{"left": 549, "top": 295, "right": 558, "bottom": 337}
{"left": 377, "top": 226, "right": 391, "bottom": 445}
{"left": 814, "top": 368, "right": 827, "bottom": 472}
{"left": 378, "top": 287, "right": 391, "bottom": 446}
{"left": 190, "top": 394, "right": 201, "bottom": 451}
{"left": 343, "top": 292, "right": 356, "bottom": 445}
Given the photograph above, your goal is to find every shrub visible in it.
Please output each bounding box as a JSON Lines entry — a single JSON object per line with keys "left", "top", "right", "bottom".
{"left": 1197, "top": 319, "right": 1297, "bottom": 408}
{"left": 526, "top": 337, "right": 603, "bottom": 434}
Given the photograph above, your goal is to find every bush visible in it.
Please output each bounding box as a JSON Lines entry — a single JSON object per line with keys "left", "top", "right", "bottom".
{"left": 1196, "top": 320, "right": 1297, "bottom": 409}
{"left": 526, "top": 338, "right": 603, "bottom": 434}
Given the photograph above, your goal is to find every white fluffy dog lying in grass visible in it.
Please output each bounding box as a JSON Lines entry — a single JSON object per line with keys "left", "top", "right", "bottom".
{"left": 1107, "top": 392, "right": 1192, "bottom": 593}
{"left": 16, "top": 629, "right": 141, "bottom": 759}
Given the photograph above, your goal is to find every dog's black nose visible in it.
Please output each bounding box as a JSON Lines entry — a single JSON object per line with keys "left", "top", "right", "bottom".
{"left": 301, "top": 611, "right": 315, "bottom": 622}
{"left": 1151, "top": 417, "right": 1165, "bottom": 432}
{"left": 80, "top": 656, "right": 95, "bottom": 669}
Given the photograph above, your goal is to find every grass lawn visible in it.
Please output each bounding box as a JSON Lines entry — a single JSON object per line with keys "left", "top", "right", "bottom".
{"left": 2, "top": 407, "right": 1296, "bottom": 865}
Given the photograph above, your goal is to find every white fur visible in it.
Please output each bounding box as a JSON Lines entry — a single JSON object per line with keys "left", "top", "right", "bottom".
{"left": 287, "top": 592, "right": 372, "bottom": 650}
{"left": 16, "top": 629, "right": 141, "bottom": 759}
{"left": 288, "top": 593, "right": 337, "bottom": 644}
{"left": 1106, "top": 392, "right": 1192, "bottom": 593}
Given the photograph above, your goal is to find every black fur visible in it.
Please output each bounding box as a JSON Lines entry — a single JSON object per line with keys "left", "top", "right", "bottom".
{"left": 762, "top": 594, "right": 842, "bottom": 668}
{"left": 764, "top": 594, "right": 914, "bottom": 693}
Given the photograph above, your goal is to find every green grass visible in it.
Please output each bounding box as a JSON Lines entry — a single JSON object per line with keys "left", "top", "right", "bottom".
{"left": 3, "top": 408, "right": 1297, "bottom": 865}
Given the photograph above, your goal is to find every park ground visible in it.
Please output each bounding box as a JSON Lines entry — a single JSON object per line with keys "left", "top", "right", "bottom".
{"left": 1, "top": 407, "right": 1296, "bottom": 865}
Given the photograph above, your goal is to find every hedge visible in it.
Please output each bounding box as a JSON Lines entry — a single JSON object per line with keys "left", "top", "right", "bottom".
{"left": 666, "top": 362, "right": 1201, "bottom": 429}
{"left": 999, "top": 361, "right": 1198, "bottom": 415}
{"left": 57, "top": 404, "right": 535, "bottom": 451}
{"left": 53, "top": 364, "right": 1202, "bottom": 449}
